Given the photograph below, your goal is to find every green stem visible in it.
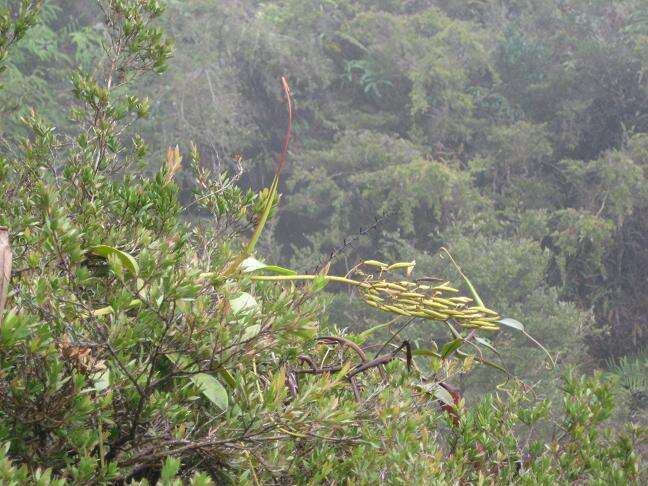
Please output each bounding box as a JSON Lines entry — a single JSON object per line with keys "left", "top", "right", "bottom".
{"left": 220, "top": 175, "right": 279, "bottom": 277}
{"left": 441, "top": 247, "right": 484, "bottom": 308}
{"left": 250, "top": 274, "right": 369, "bottom": 288}
{"left": 220, "top": 77, "right": 293, "bottom": 278}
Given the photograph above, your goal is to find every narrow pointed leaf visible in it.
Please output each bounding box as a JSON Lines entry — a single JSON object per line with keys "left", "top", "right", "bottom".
{"left": 441, "top": 338, "right": 463, "bottom": 359}
{"left": 241, "top": 257, "right": 296, "bottom": 276}
{"left": 358, "top": 321, "right": 393, "bottom": 340}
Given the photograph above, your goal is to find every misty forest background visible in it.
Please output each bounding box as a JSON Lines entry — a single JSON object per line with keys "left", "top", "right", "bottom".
{"left": 1, "top": 0, "right": 647, "bottom": 483}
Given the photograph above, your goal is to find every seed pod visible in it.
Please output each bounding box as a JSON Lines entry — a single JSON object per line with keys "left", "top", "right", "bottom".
{"left": 398, "top": 291, "right": 426, "bottom": 299}
{"left": 385, "top": 283, "right": 408, "bottom": 292}
{"left": 364, "top": 293, "right": 384, "bottom": 303}
{"left": 423, "top": 309, "right": 449, "bottom": 320}
{"left": 364, "top": 300, "right": 380, "bottom": 308}
{"left": 433, "top": 285, "right": 460, "bottom": 293}
{"left": 468, "top": 306, "right": 499, "bottom": 317}
{"left": 468, "top": 323, "right": 499, "bottom": 331}
{"left": 398, "top": 298, "right": 421, "bottom": 306}
{"left": 434, "top": 297, "right": 456, "bottom": 307}
{"left": 449, "top": 296, "right": 473, "bottom": 304}
{"left": 461, "top": 308, "right": 482, "bottom": 315}
{"left": 398, "top": 281, "right": 418, "bottom": 288}
{"left": 383, "top": 305, "right": 411, "bottom": 316}
{"left": 378, "top": 288, "right": 401, "bottom": 297}
{"left": 363, "top": 260, "right": 388, "bottom": 268}
{"left": 387, "top": 261, "right": 416, "bottom": 271}
{"left": 463, "top": 323, "right": 500, "bottom": 331}
{"left": 423, "top": 299, "right": 449, "bottom": 310}
{"left": 444, "top": 309, "right": 466, "bottom": 317}
{"left": 469, "top": 319, "right": 500, "bottom": 328}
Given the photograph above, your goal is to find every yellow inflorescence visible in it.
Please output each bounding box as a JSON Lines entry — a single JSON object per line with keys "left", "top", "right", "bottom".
{"left": 357, "top": 260, "right": 500, "bottom": 331}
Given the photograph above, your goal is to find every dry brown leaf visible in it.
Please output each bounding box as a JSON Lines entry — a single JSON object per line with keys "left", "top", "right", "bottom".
{"left": 164, "top": 145, "right": 182, "bottom": 184}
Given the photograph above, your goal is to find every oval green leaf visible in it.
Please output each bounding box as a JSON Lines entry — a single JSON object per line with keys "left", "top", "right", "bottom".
{"left": 88, "top": 245, "right": 139, "bottom": 276}
{"left": 415, "top": 382, "right": 454, "bottom": 406}
{"left": 229, "top": 292, "right": 259, "bottom": 315}
{"left": 242, "top": 324, "right": 261, "bottom": 341}
{"left": 498, "top": 317, "right": 525, "bottom": 331}
{"left": 191, "top": 373, "right": 228, "bottom": 411}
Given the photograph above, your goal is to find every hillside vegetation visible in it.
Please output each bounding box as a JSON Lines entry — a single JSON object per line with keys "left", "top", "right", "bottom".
{"left": 0, "top": 1, "right": 646, "bottom": 484}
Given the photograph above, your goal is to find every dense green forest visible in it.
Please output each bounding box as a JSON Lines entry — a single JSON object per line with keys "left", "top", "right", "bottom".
{"left": 0, "top": 0, "right": 646, "bottom": 483}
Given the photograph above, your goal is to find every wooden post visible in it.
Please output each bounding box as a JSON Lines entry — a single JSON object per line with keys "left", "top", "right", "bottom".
{"left": 0, "top": 226, "right": 11, "bottom": 321}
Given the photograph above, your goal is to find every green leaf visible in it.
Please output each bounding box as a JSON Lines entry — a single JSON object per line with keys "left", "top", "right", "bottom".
{"left": 358, "top": 321, "right": 393, "bottom": 340}
{"left": 165, "top": 352, "right": 193, "bottom": 369}
{"left": 498, "top": 317, "right": 524, "bottom": 331}
{"left": 474, "top": 336, "right": 498, "bottom": 354}
{"left": 498, "top": 317, "right": 555, "bottom": 367}
{"left": 433, "top": 385, "right": 455, "bottom": 406}
{"left": 88, "top": 245, "right": 139, "bottom": 276}
{"left": 107, "top": 253, "right": 123, "bottom": 279}
{"left": 191, "top": 373, "right": 228, "bottom": 411}
{"left": 218, "top": 368, "right": 237, "bottom": 388}
{"left": 91, "top": 369, "right": 110, "bottom": 392}
{"left": 160, "top": 456, "right": 181, "bottom": 484}
{"left": 242, "top": 324, "right": 260, "bottom": 341}
{"left": 415, "top": 382, "right": 454, "bottom": 406}
{"left": 456, "top": 350, "right": 508, "bottom": 374}
{"left": 92, "top": 305, "right": 114, "bottom": 316}
{"left": 241, "top": 257, "right": 296, "bottom": 276}
{"left": 478, "top": 357, "right": 508, "bottom": 374}
{"left": 245, "top": 173, "right": 280, "bottom": 258}
{"left": 229, "top": 292, "right": 258, "bottom": 315}
{"left": 411, "top": 348, "right": 442, "bottom": 358}
{"left": 441, "top": 338, "right": 463, "bottom": 359}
